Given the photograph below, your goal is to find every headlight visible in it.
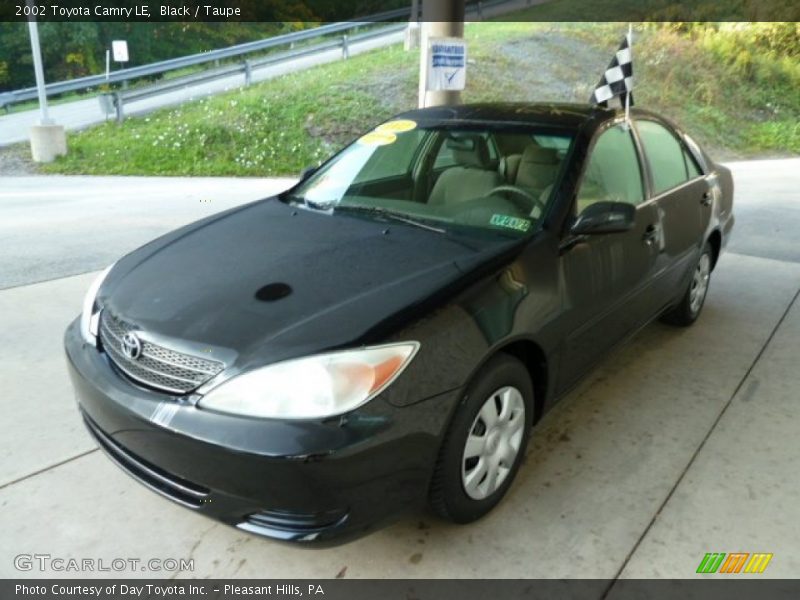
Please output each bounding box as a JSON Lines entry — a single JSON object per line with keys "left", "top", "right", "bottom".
{"left": 80, "top": 264, "right": 115, "bottom": 345}
{"left": 197, "top": 342, "right": 419, "bottom": 420}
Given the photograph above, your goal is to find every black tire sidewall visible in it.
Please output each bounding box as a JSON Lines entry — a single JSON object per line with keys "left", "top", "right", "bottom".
{"left": 661, "top": 241, "right": 713, "bottom": 327}
{"left": 432, "top": 354, "right": 534, "bottom": 523}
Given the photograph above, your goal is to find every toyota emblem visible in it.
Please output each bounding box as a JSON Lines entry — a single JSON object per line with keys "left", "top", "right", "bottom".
{"left": 121, "top": 332, "right": 143, "bottom": 360}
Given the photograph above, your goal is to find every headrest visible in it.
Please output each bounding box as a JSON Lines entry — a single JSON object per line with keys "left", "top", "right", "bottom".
{"left": 520, "top": 145, "right": 559, "bottom": 166}
{"left": 447, "top": 135, "right": 492, "bottom": 169}
{"left": 516, "top": 146, "right": 560, "bottom": 190}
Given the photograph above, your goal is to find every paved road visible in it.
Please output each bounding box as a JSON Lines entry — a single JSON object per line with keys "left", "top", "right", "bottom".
{"left": 0, "top": 159, "right": 798, "bottom": 580}
{"left": 721, "top": 160, "right": 800, "bottom": 263}
{"left": 0, "top": 31, "right": 404, "bottom": 147}
{"left": 0, "top": 176, "right": 294, "bottom": 289}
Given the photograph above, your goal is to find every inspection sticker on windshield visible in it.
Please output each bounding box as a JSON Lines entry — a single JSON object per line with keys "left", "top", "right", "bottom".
{"left": 358, "top": 131, "right": 397, "bottom": 146}
{"left": 376, "top": 119, "right": 417, "bottom": 134}
{"left": 490, "top": 214, "right": 531, "bottom": 232}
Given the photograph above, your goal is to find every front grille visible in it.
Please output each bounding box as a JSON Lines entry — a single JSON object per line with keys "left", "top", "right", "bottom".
{"left": 99, "top": 310, "right": 224, "bottom": 395}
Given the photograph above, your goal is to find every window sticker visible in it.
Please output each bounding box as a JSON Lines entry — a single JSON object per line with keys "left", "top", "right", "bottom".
{"left": 358, "top": 131, "right": 397, "bottom": 146}
{"left": 376, "top": 119, "right": 418, "bottom": 134}
{"left": 490, "top": 214, "right": 532, "bottom": 232}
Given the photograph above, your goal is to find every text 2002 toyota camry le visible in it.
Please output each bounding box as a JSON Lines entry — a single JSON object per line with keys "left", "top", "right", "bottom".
{"left": 65, "top": 103, "right": 734, "bottom": 544}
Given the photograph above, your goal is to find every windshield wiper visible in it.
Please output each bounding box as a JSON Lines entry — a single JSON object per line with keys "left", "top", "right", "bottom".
{"left": 334, "top": 205, "right": 446, "bottom": 234}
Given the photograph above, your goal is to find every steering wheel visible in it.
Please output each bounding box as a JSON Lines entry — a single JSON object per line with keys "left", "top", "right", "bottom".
{"left": 488, "top": 185, "right": 547, "bottom": 218}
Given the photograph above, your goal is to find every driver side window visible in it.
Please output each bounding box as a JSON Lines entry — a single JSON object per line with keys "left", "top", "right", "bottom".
{"left": 576, "top": 125, "right": 645, "bottom": 215}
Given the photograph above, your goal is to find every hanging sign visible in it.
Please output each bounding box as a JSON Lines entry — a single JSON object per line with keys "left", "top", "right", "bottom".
{"left": 427, "top": 37, "right": 467, "bottom": 92}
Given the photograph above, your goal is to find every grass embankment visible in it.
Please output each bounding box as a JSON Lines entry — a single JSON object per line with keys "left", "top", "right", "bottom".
{"left": 573, "top": 23, "right": 800, "bottom": 157}
{"left": 39, "top": 22, "right": 799, "bottom": 177}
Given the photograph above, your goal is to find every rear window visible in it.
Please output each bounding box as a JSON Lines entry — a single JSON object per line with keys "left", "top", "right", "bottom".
{"left": 637, "top": 120, "right": 700, "bottom": 195}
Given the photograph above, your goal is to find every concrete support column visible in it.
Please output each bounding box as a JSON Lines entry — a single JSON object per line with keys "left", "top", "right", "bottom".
{"left": 418, "top": 0, "right": 465, "bottom": 108}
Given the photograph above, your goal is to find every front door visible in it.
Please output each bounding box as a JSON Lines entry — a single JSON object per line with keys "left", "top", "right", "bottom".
{"left": 556, "top": 122, "right": 659, "bottom": 392}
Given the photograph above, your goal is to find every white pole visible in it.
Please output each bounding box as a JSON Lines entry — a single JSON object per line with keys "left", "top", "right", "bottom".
{"left": 418, "top": 21, "right": 429, "bottom": 107}
{"left": 624, "top": 23, "right": 632, "bottom": 125}
{"left": 26, "top": 14, "right": 52, "bottom": 125}
{"left": 25, "top": 0, "right": 66, "bottom": 162}
{"left": 404, "top": 0, "right": 421, "bottom": 50}
{"left": 105, "top": 49, "right": 110, "bottom": 81}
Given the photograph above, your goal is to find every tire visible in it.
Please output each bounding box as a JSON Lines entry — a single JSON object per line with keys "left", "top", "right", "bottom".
{"left": 429, "top": 354, "right": 534, "bottom": 524}
{"left": 661, "top": 242, "right": 713, "bottom": 327}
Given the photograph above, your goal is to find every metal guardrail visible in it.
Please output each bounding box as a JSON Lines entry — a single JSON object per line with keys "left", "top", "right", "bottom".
{"left": 104, "top": 24, "right": 407, "bottom": 122}
{"left": 0, "top": 9, "right": 410, "bottom": 112}
{"left": 0, "top": 0, "right": 522, "bottom": 116}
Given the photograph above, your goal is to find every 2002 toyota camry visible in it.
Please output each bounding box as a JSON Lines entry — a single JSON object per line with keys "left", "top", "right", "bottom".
{"left": 65, "top": 102, "right": 734, "bottom": 543}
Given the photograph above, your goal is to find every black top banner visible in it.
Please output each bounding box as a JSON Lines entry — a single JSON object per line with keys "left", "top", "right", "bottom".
{"left": 0, "top": 0, "right": 799, "bottom": 22}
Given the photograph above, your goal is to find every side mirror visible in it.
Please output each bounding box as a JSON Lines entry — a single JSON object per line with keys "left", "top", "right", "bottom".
{"left": 570, "top": 201, "right": 635, "bottom": 235}
{"left": 300, "top": 166, "right": 317, "bottom": 181}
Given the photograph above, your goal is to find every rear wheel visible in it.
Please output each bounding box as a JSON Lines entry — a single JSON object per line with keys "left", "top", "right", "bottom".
{"left": 661, "top": 242, "right": 713, "bottom": 327}
{"left": 429, "top": 354, "right": 534, "bottom": 523}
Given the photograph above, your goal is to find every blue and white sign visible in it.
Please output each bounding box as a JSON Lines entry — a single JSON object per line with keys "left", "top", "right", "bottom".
{"left": 427, "top": 38, "right": 467, "bottom": 92}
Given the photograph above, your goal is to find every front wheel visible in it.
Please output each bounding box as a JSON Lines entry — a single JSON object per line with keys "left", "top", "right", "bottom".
{"left": 429, "top": 354, "right": 534, "bottom": 524}
{"left": 661, "top": 242, "right": 713, "bottom": 327}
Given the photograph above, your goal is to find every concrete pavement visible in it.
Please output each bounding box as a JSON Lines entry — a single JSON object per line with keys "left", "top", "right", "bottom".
{"left": 0, "top": 159, "right": 798, "bottom": 580}
{"left": 620, "top": 285, "right": 800, "bottom": 578}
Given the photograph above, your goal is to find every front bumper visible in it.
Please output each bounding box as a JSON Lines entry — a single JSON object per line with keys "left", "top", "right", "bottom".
{"left": 64, "top": 319, "right": 459, "bottom": 544}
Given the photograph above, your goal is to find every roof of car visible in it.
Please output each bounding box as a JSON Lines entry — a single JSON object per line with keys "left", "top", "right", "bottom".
{"left": 396, "top": 102, "right": 616, "bottom": 129}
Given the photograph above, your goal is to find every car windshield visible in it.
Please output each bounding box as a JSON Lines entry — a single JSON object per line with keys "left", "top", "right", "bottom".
{"left": 287, "top": 119, "right": 575, "bottom": 238}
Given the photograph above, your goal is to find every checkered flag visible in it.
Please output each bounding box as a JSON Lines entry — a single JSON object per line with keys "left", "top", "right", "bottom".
{"left": 590, "top": 32, "right": 634, "bottom": 109}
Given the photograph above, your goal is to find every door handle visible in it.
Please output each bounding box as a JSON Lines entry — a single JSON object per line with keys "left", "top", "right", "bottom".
{"left": 642, "top": 224, "right": 658, "bottom": 245}
{"left": 701, "top": 191, "right": 713, "bottom": 206}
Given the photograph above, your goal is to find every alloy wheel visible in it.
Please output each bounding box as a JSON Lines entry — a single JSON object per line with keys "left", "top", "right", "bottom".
{"left": 689, "top": 253, "right": 711, "bottom": 314}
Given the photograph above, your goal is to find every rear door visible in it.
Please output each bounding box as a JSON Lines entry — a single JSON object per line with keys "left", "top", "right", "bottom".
{"left": 557, "top": 121, "right": 660, "bottom": 391}
{"left": 634, "top": 119, "right": 711, "bottom": 309}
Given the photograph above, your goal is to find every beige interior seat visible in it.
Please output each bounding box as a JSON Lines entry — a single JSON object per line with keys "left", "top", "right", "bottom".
{"left": 499, "top": 154, "right": 523, "bottom": 184}
{"left": 515, "top": 146, "right": 560, "bottom": 193}
{"left": 429, "top": 136, "right": 503, "bottom": 206}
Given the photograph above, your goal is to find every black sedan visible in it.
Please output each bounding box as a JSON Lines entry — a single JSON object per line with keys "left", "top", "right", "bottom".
{"left": 65, "top": 103, "right": 734, "bottom": 544}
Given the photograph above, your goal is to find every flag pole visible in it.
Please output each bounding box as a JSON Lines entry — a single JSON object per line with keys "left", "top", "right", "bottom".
{"left": 624, "top": 24, "right": 632, "bottom": 125}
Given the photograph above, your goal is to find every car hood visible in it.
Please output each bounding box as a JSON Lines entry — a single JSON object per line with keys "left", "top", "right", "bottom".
{"left": 101, "top": 198, "right": 519, "bottom": 368}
